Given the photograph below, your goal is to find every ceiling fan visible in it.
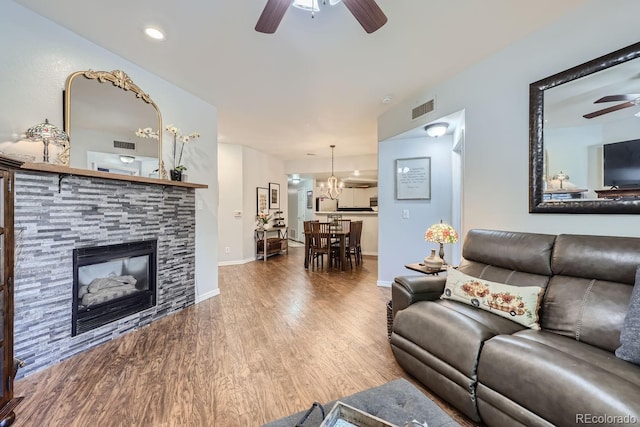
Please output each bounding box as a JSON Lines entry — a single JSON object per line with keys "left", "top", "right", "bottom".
{"left": 255, "top": 0, "right": 387, "bottom": 34}
{"left": 583, "top": 93, "right": 640, "bottom": 119}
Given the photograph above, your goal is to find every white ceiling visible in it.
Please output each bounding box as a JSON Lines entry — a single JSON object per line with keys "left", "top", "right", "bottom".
{"left": 14, "top": 0, "right": 586, "bottom": 160}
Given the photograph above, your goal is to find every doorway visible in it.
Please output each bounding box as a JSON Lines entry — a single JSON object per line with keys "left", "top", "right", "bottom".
{"left": 295, "top": 189, "right": 306, "bottom": 243}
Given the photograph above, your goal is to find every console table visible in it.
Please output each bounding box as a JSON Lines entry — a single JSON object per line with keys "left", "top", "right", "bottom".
{"left": 543, "top": 188, "right": 587, "bottom": 200}
{"left": 255, "top": 227, "right": 288, "bottom": 261}
{"left": 595, "top": 188, "right": 640, "bottom": 199}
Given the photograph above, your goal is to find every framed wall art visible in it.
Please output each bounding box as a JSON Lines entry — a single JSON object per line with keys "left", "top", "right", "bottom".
{"left": 269, "top": 182, "right": 280, "bottom": 209}
{"left": 395, "top": 157, "right": 431, "bottom": 200}
{"left": 256, "top": 187, "right": 269, "bottom": 215}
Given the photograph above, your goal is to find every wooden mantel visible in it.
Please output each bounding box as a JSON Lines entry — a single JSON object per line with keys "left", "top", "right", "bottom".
{"left": 0, "top": 155, "right": 208, "bottom": 189}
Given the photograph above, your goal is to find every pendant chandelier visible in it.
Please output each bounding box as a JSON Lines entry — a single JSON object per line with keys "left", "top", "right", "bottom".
{"left": 320, "top": 145, "right": 343, "bottom": 200}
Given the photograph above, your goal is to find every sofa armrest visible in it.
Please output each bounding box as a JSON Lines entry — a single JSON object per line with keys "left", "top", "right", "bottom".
{"left": 391, "top": 275, "right": 446, "bottom": 318}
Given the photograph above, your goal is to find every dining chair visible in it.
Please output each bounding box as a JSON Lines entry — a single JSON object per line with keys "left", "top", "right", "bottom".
{"left": 346, "top": 220, "right": 363, "bottom": 267}
{"left": 309, "top": 221, "right": 332, "bottom": 271}
{"left": 303, "top": 220, "right": 318, "bottom": 268}
{"left": 330, "top": 220, "right": 352, "bottom": 269}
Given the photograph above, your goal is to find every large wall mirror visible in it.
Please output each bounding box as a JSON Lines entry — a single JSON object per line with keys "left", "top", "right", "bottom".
{"left": 530, "top": 41, "right": 640, "bottom": 214}
{"left": 64, "top": 70, "right": 166, "bottom": 179}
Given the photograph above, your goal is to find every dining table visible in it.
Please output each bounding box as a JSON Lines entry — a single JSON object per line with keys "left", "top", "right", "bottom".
{"left": 304, "top": 227, "right": 351, "bottom": 271}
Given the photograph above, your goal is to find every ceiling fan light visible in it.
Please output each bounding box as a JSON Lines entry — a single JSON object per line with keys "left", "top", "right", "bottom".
{"left": 425, "top": 122, "right": 449, "bottom": 138}
{"left": 329, "top": 0, "right": 342, "bottom": 4}
{"left": 293, "top": 0, "right": 320, "bottom": 12}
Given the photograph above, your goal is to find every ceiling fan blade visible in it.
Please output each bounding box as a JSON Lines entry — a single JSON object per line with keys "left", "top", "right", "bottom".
{"left": 583, "top": 101, "right": 635, "bottom": 119}
{"left": 595, "top": 94, "right": 640, "bottom": 103}
{"left": 342, "top": 0, "right": 387, "bottom": 33}
{"left": 255, "top": 0, "right": 292, "bottom": 34}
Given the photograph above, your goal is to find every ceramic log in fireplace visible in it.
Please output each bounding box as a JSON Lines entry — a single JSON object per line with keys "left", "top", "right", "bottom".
{"left": 72, "top": 240, "right": 157, "bottom": 336}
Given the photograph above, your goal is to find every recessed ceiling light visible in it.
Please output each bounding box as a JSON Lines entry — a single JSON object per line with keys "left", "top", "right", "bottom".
{"left": 144, "top": 27, "right": 165, "bottom": 40}
{"left": 381, "top": 95, "right": 393, "bottom": 104}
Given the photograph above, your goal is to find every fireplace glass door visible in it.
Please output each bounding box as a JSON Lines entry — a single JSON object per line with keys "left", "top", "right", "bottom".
{"left": 72, "top": 240, "right": 157, "bottom": 336}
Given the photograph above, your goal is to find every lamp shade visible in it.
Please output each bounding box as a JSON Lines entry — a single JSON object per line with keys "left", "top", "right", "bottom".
{"left": 551, "top": 171, "right": 569, "bottom": 182}
{"left": 25, "top": 119, "right": 68, "bottom": 144}
{"left": 425, "top": 220, "right": 459, "bottom": 244}
{"left": 25, "top": 118, "right": 69, "bottom": 163}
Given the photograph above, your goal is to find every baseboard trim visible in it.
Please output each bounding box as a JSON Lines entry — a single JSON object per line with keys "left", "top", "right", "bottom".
{"left": 362, "top": 251, "right": 378, "bottom": 257}
{"left": 218, "top": 258, "right": 254, "bottom": 266}
{"left": 377, "top": 281, "right": 393, "bottom": 288}
{"left": 195, "top": 288, "right": 220, "bottom": 303}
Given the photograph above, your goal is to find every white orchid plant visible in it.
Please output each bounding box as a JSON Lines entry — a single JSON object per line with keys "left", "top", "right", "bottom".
{"left": 165, "top": 125, "right": 200, "bottom": 172}
{"left": 135, "top": 127, "right": 159, "bottom": 139}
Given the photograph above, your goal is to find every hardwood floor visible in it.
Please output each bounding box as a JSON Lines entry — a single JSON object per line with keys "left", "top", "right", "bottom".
{"left": 13, "top": 246, "right": 476, "bottom": 427}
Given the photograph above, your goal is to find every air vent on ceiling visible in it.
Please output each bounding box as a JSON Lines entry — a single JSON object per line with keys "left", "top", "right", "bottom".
{"left": 412, "top": 98, "right": 435, "bottom": 120}
{"left": 113, "top": 140, "right": 136, "bottom": 150}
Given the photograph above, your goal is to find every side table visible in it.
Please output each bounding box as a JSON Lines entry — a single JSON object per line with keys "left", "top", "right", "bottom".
{"left": 404, "top": 263, "right": 447, "bottom": 275}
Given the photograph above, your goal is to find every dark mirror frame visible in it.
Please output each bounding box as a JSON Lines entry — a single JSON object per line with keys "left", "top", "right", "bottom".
{"left": 529, "top": 41, "right": 640, "bottom": 214}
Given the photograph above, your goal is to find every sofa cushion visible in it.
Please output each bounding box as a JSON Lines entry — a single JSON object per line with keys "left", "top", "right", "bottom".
{"left": 541, "top": 275, "right": 632, "bottom": 352}
{"left": 392, "top": 299, "right": 524, "bottom": 379}
{"left": 552, "top": 234, "right": 640, "bottom": 285}
{"left": 541, "top": 234, "right": 640, "bottom": 354}
{"left": 477, "top": 330, "right": 640, "bottom": 426}
{"left": 462, "top": 229, "right": 555, "bottom": 276}
{"left": 616, "top": 267, "right": 640, "bottom": 365}
{"left": 442, "top": 267, "right": 544, "bottom": 329}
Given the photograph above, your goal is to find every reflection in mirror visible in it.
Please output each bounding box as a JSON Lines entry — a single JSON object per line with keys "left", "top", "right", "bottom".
{"left": 530, "top": 41, "right": 640, "bottom": 213}
{"left": 64, "top": 70, "right": 165, "bottom": 179}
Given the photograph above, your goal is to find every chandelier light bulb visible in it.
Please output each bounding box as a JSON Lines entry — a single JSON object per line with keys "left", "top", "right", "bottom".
{"left": 321, "top": 145, "right": 343, "bottom": 200}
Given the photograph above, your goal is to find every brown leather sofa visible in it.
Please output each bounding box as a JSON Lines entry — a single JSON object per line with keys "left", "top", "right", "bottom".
{"left": 390, "top": 229, "right": 640, "bottom": 426}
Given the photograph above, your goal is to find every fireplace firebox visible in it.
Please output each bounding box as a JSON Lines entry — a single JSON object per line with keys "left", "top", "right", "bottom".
{"left": 72, "top": 240, "right": 157, "bottom": 336}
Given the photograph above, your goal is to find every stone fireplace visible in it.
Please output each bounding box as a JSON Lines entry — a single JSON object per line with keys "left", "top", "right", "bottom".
{"left": 72, "top": 240, "right": 157, "bottom": 336}
{"left": 13, "top": 171, "right": 198, "bottom": 378}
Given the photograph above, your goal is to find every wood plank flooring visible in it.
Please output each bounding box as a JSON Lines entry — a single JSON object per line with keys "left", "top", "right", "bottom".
{"left": 13, "top": 246, "right": 477, "bottom": 427}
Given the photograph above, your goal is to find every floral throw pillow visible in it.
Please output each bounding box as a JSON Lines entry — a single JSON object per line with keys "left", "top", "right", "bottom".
{"left": 441, "top": 267, "right": 545, "bottom": 329}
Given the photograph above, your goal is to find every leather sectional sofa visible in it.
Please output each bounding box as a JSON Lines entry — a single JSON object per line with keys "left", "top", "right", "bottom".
{"left": 390, "top": 229, "right": 640, "bottom": 426}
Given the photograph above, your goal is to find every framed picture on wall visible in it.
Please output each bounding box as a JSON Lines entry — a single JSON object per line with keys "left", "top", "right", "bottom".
{"left": 269, "top": 182, "right": 280, "bottom": 209}
{"left": 306, "top": 191, "right": 313, "bottom": 209}
{"left": 257, "top": 187, "right": 269, "bottom": 215}
{"left": 396, "top": 157, "right": 431, "bottom": 200}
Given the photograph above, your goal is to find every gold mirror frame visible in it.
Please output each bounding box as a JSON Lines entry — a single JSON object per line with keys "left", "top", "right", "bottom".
{"left": 63, "top": 69, "right": 167, "bottom": 179}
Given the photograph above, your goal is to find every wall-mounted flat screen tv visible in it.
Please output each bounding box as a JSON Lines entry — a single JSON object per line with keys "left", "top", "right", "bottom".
{"left": 603, "top": 139, "right": 640, "bottom": 188}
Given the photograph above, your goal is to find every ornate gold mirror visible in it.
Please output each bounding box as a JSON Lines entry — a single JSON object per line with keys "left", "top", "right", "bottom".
{"left": 64, "top": 70, "right": 166, "bottom": 179}
{"left": 530, "top": 41, "right": 640, "bottom": 214}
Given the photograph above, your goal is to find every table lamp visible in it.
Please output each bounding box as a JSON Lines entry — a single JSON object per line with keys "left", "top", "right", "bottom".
{"left": 425, "top": 220, "right": 459, "bottom": 267}
{"left": 25, "top": 119, "right": 69, "bottom": 163}
{"left": 551, "top": 171, "right": 569, "bottom": 189}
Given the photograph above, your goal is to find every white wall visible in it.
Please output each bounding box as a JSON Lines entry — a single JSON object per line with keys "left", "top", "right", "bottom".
{"left": 378, "top": 0, "right": 640, "bottom": 253}
{"left": 242, "top": 146, "right": 287, "bottom": 261}
{"left": 377, "top": 135, "right": 453, "bottom": 284}
{"left": 218, "top": 144, "right": 244, "bottom": 263}
{"left": 0, "top": 2, "right": 219, "bottom": 301}
{"left": 216, "top": 145, "right": 288, "bottom": 264}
